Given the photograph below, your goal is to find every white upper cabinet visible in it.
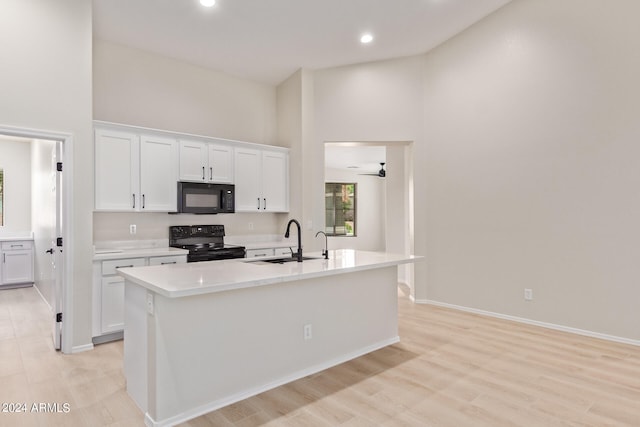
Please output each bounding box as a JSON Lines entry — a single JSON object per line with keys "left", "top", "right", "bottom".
{"left": 208, "top": 142, "right": 234, "bottom": 183}
{"left": 95, "top": 129, "right": 140, "bottom": 211}
{"left": 95, "top": 127, "right": 177, "bottom": 212}
{"left": 234, "top": 147, "right": 289, "bottom": 212}
{"left": 140, "top": 135, "right": 178, "bottom": 212}
{"left": 178, "top": 139, "right": 233, "bottom": 184}
{"left": 178, "top": 140, "right": 207, "bottom": 182}
{"left": 261, "top": 150, "right": 289, "bottom": 212}
{"left": 95, "top": 122, "right": 287, "bottom": 214}
{"left": 234, "top": 147, "right": 262, "bottom": 211}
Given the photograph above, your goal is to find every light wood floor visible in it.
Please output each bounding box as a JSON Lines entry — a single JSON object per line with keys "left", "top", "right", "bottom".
{"left": 1, "top": 286, "right": 638, "bottom": 426}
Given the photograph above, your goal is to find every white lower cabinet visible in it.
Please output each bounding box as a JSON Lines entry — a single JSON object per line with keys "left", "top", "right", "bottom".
{"left": 93, "top": 254, "right": 186, "bottom": 339}
{"left": 1, "top": 241, "right": 34, "bottom": 286}
{"left": 246, "top": 246, "right": 292, "bottom": 258}
{"left": 101, "top": 276, "right": 127, "bottom": 334}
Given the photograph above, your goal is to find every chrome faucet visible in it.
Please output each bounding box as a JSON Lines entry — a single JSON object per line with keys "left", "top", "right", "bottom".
{"left": 315, "top": 231, "right": 329, "bottom": 259}
{"left": 285, "top": 219, "right": 303, "bottom": 262}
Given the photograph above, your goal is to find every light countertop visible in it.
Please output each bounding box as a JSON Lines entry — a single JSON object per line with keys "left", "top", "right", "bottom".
{"left": 93, "top": 247, "right": 189, "bottom": 261}
{"left": 0, "top": 234, "right": 33, "bottom": 242}
{"left": 117, "top": 249, "right": 422, "bottom": 298}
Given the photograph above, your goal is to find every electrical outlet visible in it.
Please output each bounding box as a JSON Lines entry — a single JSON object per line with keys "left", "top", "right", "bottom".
{"left": 129, "top": 224, "right": 137, "bottom": 235}
{"left": 146, "top": 293, "right": 154, "bottom": 315}
{"left": 524, "top": 288, "right": 533, "bottom": 301}
{"left": 303, "top": 324, "right": 312, "bottom": 340}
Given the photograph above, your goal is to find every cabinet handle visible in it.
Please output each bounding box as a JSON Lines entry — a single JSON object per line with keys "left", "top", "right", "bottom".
{"left": 115, "top": 265, "right": 134, "bottom": 269}
{"left": 210, "top": 167, "right": 213, "bottom": 181}
{"left": 161, "top": 261, "right": 177, "bottom": 265}
{"left": 132, "top": 194, "right": 136, "bottom": 209}
{"left": 142, "top": 194, "right": 146, "bottom": 209}
{"left": 257, "top": 198, "right": 260, "bottom": 210}
{"left": 263, "top": 198, "right": 266, "bottom": 210}
{"left": 202, "top": 166, "right": 205, "bottom": 180}
{"left": 11, "top": 244, "right": 24, "bottom": 248}
{"left": 3, "top": 254, "right": 5, "bottom": 263}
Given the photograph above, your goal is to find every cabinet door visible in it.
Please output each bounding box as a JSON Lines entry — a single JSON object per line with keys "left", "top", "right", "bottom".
{"left": 234, "top": 147, "right": 262, "bottom": 211}
{"left": 262, "top": 150, "right": 289, "bottom": 212}
{"left": 101, "top": 276, "right": 125, "bottom": 333}
{"left": 140, "top": 135, "right": 178, "bottom": 212}
{"left": 95, "top": 129, "right": 139, "bottom": 211}
{"left": 179, "top": 140, "right": 207, "bottom": 182}
{"left": 2, "top": 250, "right": 34, "bottom": 284}
{"left": 208, "top": 143, "right": 234, "bottom": 183}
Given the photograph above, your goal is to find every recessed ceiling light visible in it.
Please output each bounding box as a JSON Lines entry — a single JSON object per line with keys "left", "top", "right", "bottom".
{"left": 200, "top": 0, "right": 216, "bottom": 7}
{"left": 360, "top": 33, "right": 374, "bottom": 44}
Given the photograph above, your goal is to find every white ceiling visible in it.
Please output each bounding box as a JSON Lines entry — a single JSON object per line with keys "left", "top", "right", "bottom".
{"left": 93, "top": 0, "right": 512, "bottom": 85}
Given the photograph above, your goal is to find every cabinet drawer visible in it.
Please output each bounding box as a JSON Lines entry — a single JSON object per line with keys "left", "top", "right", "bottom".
{"left": 274, "top": 247, "right": 293, "bottom": 257}
{"left": 246, "top": 248, "right": 274, "bottom": 258}
{"left": 148, "top": 255, "right": 187, "bottom": 266}
{"left": 1, "top": 241, "right": 33, "bottom": 250}
{"left": 102, "top": 258, "right": 145, "bottom": 275}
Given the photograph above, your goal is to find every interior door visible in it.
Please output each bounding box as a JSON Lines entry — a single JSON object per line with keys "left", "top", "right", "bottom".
{"left": 51, "top": 141, "right": 64, "bottom": 350}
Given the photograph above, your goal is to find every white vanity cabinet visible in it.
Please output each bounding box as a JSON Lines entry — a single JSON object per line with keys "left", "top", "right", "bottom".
{"left": 179, "top": 139, "right": 234, "bottom": 184}
{"left": 234, "top": 147, "right": 289, "bottom": 212}
{"left": 92, "top": 252, "right": 187, "bottom": 340}
{"left": 1, "top": 240, "right": 34, "bottom": 286}
{"left": 95, "top": 128, "right": 178, "bottom": 212}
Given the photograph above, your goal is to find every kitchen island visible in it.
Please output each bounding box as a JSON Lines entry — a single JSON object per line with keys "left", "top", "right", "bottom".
{"left": 118, "top": 249, "right": 422, "bottom": 427}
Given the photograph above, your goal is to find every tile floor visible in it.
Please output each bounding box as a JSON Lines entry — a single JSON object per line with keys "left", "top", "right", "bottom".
{"left": 0, "top": 286, "right": 143, "bottom": 427}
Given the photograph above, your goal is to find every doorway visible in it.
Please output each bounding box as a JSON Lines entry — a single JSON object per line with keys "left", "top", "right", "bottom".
{"left": 0, "top": 125, "right": 72, "bottom": 353}
{"left": 323, "top": 141, "right": 415, "bottom": 293}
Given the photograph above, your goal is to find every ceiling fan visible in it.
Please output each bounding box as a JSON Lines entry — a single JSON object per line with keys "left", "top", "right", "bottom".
{"left": 359, "top": 162, "right": 386, "bottom": 178}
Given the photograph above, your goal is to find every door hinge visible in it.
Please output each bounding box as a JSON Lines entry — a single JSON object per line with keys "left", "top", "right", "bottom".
{"left": 56, "top": 313, "right": 62, "bottom": 323}
{"left": 57, "top": 162, "right": 63, "bottom": 172}
{"left": 56, "top": 237, "right": 63, "bottom": 247}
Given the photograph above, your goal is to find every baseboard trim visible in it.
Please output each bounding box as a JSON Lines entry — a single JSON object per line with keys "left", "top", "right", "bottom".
{"left": 33, "top": 284, "right": 53, "bottom": 312}
{"left": 418, "top": 299, "right": 640, "bottom": 347}
{"left": 144, "top": 336, "right": 400, "bottom": 427}
{"left": 71, "top": 343, "right": 94, "bottom": 354}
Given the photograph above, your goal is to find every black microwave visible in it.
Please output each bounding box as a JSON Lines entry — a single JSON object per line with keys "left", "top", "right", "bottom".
{"left": 176, "top": 182, "right": 235, "bottom": 214}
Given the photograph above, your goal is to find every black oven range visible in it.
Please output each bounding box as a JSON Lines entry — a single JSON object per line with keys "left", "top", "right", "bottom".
{"left": 169, "top": 225, "right": 246, "bottom": 262}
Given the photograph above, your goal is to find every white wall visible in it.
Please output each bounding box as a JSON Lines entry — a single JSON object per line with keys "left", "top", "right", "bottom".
{"left": 308, "top": 0, "right": 640, "bottom": 342}
{"left": 92, "top": 40, "right": 284, "bottom": 242}
{"left": 93, "top": 40, "right": 277, "bottom": 145}
{"left": 0, "top": 0, "right": 94, "bottom": 351}
{"left": 422, "top": 0, "right": 640, "bottom": 341}
{"left": 313, "top": 56, "right": 426, "bottom": 295}
{"left": 276, "top": 69, "right": 320, "bottom": 252}
{"left": 0, "top": 139, "right": 32, "bottom": 234}
{"left": 324, "top": 168, "right": 385, "bottom": 252}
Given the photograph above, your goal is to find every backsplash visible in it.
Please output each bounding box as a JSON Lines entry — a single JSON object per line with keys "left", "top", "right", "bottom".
{"left": 93, "top": 212, "right": 285, "bottom": 242}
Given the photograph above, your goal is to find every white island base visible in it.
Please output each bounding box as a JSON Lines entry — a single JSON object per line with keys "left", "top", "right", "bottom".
{"left": 121, "top": 251, "right": 418, "bottom": 427}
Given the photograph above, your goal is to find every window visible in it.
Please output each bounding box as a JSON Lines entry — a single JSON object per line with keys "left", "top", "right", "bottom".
{"left": 325, "top": 182, "right": 356, "bottom": 236}
{"left": 0, "top": 168, "right": 3, "bottom": 226}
